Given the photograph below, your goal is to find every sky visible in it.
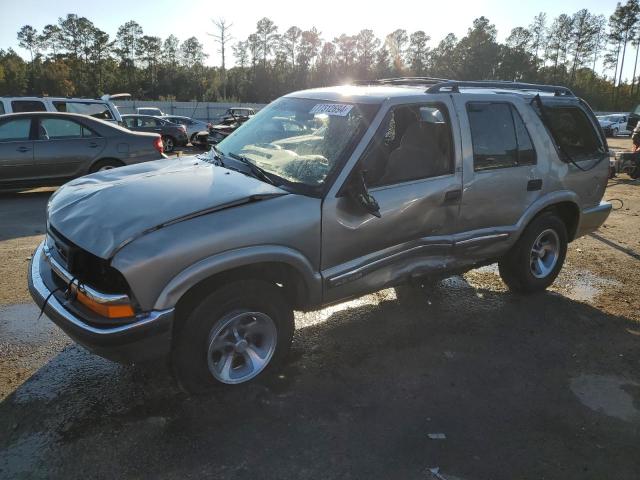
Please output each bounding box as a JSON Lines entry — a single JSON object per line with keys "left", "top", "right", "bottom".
{"left": 0, "top": 0, "right": 630, "bottom": 77}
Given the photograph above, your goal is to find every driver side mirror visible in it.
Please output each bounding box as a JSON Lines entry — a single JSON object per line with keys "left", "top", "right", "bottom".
{"left": 346, "top": 170, "right": 381, "bottom": 218}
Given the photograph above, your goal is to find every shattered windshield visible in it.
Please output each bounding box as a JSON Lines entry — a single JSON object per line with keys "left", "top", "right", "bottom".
{"left": 214, "top": 97, "right": 377, "bottom": 190}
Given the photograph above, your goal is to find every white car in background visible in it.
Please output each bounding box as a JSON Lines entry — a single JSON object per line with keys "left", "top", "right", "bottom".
{"left": 597, "top": 113, "right": 631, "bottom": 137}
{"left": 0, "top": 93, "right": 128, "bottom": 124}
{"left": 163, "top": 115, "right": 212, "bottom": 144}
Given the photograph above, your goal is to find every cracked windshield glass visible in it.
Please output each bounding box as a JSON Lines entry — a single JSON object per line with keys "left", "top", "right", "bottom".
{"left": 214, "top": 97, "right": 374, "bottom": 187}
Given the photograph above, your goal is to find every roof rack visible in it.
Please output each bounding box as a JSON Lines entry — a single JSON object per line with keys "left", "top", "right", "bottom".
{"left": 352, "top": 77, "right": 451, "bottom": 86}
{"left": 425, "top": 80, "right": 574, "bottom": 97}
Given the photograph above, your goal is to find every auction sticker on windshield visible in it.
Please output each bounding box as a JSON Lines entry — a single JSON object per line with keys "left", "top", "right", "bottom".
{"left": 310, "top": 104, "right": 353, "bottom": 116}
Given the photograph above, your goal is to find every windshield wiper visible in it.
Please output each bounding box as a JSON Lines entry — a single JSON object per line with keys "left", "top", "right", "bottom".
{"left": 228, "top": 152, "right": 279, "bottom": 186}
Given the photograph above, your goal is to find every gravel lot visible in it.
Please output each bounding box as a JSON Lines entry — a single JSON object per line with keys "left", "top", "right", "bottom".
{"left": 1, "top": 140, "right": 639, "bottom": 479}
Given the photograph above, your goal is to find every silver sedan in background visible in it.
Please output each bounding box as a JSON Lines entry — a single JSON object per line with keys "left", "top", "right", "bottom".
{"left": 0, "top": 112, "right": 165, "bottom": 191}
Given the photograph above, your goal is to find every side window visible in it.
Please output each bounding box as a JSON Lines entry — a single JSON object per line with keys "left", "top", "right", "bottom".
{"left": 0, "top": 118, "right": 32, "bottom": 142}
{"left": 123, "top": 117, "right": 137, "bottom": 128}
{"left": 11, "top": 100, "right": 46, "bottom": 113}
{"left": 0, "top": 102, "right": 5, "bottom": 115}
{"left": 361, "top": 103, "right": 454, "bottom": 187}
{"left": 53, "top": 101, "right": 114, "bottom": 120}
{"left": 39, "top": 118, "right": 84, "bottom": 140}
{"left": 543, "top": 106, "right": 603, "bottom": 159}
{"left": 467, "top": 102, "right": 537, "bottom": 171}
{"left": 140, "top": 117, "right": 158, "bottom": 127}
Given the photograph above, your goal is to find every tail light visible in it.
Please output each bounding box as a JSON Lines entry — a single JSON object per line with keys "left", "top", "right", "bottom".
{"left": 154, "top": 136, "right": 164, "bottom": 154}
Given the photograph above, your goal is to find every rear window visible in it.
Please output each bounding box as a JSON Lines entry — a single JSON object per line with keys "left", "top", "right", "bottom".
{"left": 467, "top": 102, "right": 537, "bottom": 171}
{"left": 53, "top": 101, "right": 113, "bottom": 120}
{"left": 543, "top": 106, "right": 603, "bottom": 159}
{"left": 11, "top": 100, "right": 46, "bottom": 113}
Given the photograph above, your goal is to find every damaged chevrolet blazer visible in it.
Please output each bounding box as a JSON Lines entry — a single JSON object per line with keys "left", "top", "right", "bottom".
{"left": 29, "top": 79, "right": 612, "bottom": 391}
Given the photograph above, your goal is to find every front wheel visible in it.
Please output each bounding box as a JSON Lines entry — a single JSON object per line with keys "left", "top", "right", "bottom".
{"left": 498, "top": 212, "right": 568, "bottom": 293}
{"left": 172, "top": 280, "right": 294, "bottom": 393}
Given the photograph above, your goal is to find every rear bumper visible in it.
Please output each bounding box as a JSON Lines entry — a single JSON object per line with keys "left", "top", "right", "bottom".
{"left": 575, "top": 201, "right": 612, "bottom": 238}
{"left": 28, "top": 241, "right": 174, "bottom": 364}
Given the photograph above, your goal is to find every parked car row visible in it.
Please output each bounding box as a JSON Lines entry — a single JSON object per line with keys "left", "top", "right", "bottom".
{"left": 0, "top": 112, "right": 164, "bottom": 190}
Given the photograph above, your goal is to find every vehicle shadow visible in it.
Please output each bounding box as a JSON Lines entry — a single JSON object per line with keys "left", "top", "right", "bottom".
{"left": 0, "top": 189, "right": 53, "bottom": 241}
{"left": 1, "top": 279, "right": 639, "bottom": 479}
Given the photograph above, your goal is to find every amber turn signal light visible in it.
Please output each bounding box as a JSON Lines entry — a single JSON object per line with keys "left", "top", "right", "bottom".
{"left": 75, "top": 289, "right": 135, "bottom": 319}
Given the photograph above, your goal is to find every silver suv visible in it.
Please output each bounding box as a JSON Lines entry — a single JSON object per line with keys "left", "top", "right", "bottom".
{"left": 29, "top": 79, "right": 612, "bottom": 392}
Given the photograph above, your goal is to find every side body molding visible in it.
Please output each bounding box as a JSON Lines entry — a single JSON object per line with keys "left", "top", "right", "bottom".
{"left": 153, "top": 245, "right": 323, "bottom": 310}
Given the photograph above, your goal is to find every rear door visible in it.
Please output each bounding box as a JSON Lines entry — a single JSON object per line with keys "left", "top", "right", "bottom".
{"left": 0, "top": 116, "right": 35, "bottom": 185}
{"left": 33, "top": 116, "right": 106, "bottom": 180}
{"left": 452, "top": 95, "right": 542, "bottom": 247}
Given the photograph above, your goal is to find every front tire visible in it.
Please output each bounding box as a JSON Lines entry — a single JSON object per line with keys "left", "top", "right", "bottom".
{"left": 172, "top": 280, "right": 294, "bottom": 393}
{"left": 498, "top": 212, "right": 568, "bottom": 293}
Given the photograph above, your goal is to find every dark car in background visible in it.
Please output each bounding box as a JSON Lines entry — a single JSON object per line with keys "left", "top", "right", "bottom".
{"left": 0, "top": 112, "right": 164, "bottom": 191}
{"left": 122, "top": 114, "right": 188, "bottom": 152}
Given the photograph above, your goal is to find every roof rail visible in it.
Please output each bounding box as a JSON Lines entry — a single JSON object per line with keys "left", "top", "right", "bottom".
{"left": 352, "top": 77, "right": 452, "bottom": 86}
{"left": 425, "top": 80, "right": 574, "bottom": 96}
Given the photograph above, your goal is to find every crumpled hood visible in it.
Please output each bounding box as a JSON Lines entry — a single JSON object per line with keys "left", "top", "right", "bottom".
{"left": 48, "top": 156, "right": 287, "bottom": 259}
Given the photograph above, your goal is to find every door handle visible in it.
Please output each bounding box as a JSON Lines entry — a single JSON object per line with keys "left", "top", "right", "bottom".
{"left": 16, "top": 146, "right": 30, "bottom": 153}
{"left": 527, "top": 179, "right": 543, "bottom": 191}
{"left": 88, "top": 142, "right": 99, "bottom": 148}
{"left": 444, "top": 189, "right": 462, "bottom": 202}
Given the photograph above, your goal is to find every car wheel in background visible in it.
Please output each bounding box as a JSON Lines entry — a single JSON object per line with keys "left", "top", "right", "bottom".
{"left": 162, "top": 135, "right": 175, "bottom": 153}
{"left": 172, "top": 280, "right": 295, "bottom": 393}
{"left": 89, "top": 159, "right": 124, "bottom": 173}
{"left": 498, "top": 212, "right": 568, "bottom": 293}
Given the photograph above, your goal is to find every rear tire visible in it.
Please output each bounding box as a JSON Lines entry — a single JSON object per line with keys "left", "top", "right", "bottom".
{"left": 172, "top": 280, "right": 294, "bottom": 394}
{"left": 162, "top": 135, "right": 175, "bottom": 153}
{"left": 89, "top": 159, "right": 123, "bottom": 173}
{"left": 498, "top": 212, "right": 568, "bottom": 293}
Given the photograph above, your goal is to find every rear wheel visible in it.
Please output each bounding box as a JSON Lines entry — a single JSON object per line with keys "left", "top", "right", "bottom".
{"left": 162, "top": 135, "right": 175, "bottom": 153}
{"left": 498, "top": 212, "right": 568, "bottom": 293}
{"left": 172, "top": 280, "right": 294, "bottom": 393}
{"left": 89, "top": 159, "right": 123, "bottom": 173}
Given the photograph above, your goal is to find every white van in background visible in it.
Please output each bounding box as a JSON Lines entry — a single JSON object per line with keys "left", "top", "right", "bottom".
{"left": 0, "top": 93, "right": 129, "bottom": 124}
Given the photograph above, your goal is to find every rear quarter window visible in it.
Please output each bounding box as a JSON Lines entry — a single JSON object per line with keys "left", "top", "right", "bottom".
{"left": 53, "top": 101, "right": 114, "bottom": 120}
{"left": 11, "top": 100, "right": 46, "bottom": 113}
{"left": 543, "top": 106, "right": 603, "bottom": 160}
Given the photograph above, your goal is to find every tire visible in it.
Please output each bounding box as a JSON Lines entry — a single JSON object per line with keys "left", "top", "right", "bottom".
{"left": 89, "top": 159, "right": 123, "bottom": 173}
{"left": 162, "top": 135, "right": 175, "bottom": 153}
{"left": 498, "top": 212, "right": 568, "bottom": 293}
{"left": 172, "top": 279, "right": 294, "bottom": 393}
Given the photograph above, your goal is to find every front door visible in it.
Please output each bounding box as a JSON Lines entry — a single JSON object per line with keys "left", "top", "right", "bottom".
{"left": 0, "top": 116, "right": 35, "bottom": 186}
{"left": 321, "top": 100, "right": 463, "bottom": 303}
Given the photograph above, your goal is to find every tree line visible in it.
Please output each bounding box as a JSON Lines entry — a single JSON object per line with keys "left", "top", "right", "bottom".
{"left": 2, "top": 2, "right": 640, "bottom": 111}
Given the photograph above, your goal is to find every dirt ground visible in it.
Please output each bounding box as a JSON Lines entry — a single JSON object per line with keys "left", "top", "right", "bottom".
{"left": 1, "top": 141, "right": 639, "bottom": 479}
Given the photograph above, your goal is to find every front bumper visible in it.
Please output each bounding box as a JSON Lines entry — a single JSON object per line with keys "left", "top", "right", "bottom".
{"left": 575, "top": 201, "right": 612, "bottom": 238}
{"left": 28, "top": 241, "right": 174, "bottom": 364}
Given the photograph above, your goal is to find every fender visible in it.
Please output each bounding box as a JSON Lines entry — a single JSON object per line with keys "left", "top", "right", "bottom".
{"left": 153, "top": 245, "right": 323, "bottom": 310}
{"left": 513, "top": 189, "right": 580, "bottom": 238}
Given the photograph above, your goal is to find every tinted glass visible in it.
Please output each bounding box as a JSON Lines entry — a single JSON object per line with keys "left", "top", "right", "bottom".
{"left": 0, "top": 118, "right": 31, "bottom": 141}
{"left": 512, "top": 108, "right": 536, "bottom": 165}
{"left": 0, "top": 102, "right": 5, "bottom": 115}
{"left": 123, "top": 117, "right": 137, "bottom": 128}
{"left": 468, "top": 103, "right": 518, "bottom": 171}
{"left": 11, "top": 100, "right": 46, "bottom": 113}
{"left": 40, "top": 118, "right": 85, "bottom": 139}
{"left": 544, "top": 106, "right": 602, "bottom": 159}
{"left": 53, "top": 101, "right": 113, "bottom": 120}
{"left": 361, "top": 103, "right": 454, "bottom": 186}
